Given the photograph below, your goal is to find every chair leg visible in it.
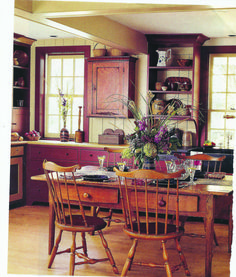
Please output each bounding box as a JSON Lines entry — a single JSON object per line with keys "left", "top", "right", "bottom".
{"left": 48, "top": 229, "right": 63, "bottom": 268}
{"left": 69, "top": 232, "right": 76, "bottom": 276}
{"left": 174, "top": 238, "right": 191, "bottom": 276}
{"left": 81, "top": 232, "right": 88, "bottom": 257}
{"left": 107, "top": 209, "right": 113, "bottom": 227}
{"left": 162, "top": 241, "right": 173, "bottom": 277}
{"left": 121, "top": 238, "right": 138, "bottom": 277}
{"left": 98, "top": 230, "right": 119, "bottom": 274}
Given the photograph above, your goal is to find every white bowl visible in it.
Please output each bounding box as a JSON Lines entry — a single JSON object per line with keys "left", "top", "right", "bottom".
{"left": 162, "top": 86, "right": 168, "bottom": 91}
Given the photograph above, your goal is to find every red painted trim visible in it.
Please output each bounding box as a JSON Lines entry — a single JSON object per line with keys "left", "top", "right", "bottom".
{"left": 200, "top": 45, "right": 236, "bottom": 146}
{"left": 35, "top": 45, "right": 91, "bottom": 142}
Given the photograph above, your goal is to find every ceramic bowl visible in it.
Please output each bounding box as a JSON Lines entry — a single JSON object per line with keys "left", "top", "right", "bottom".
{"left": 161, "top": 86, "right": 168, "bottom": 91}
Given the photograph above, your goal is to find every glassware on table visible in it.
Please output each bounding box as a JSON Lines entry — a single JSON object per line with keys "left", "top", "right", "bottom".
{"left": 165, "top": 160, "right": 176, "bottom": 173}
{"left": 117, "top": 161, "right": 126, "bottom": 183}
{"left": 188, "top": 166, "right": 196, "bottom": 185}
{"left": 98, "top": 155, "right": 106, "bottom": 170}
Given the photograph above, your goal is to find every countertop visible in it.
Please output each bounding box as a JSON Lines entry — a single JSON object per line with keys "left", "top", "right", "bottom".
{"left": 11, "top": 139, "right": 129, "bottom": 149}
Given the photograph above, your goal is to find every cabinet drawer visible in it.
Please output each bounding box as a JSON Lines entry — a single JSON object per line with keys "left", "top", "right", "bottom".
{"left": 132, "top": 192, "right": 198, "bottom": 212}
{"left": 11, "top": 146, "right": 24, "bottom": 157}
{"left": 30, "top": 146, "right": 78, "bottom": 162}
{"left": 65, "top": 185, "right": 119, "bottom": 204}
{"left": 80, "top": 149, "right": 108, "bottom": 163}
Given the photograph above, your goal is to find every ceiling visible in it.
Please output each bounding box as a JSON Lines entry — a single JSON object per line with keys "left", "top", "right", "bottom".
{"left": 14, "top": 1, "right": 236, "bottom": 44}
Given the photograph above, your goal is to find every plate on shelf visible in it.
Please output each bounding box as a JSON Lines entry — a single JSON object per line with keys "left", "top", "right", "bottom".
{"left": 165, "top": 77, "right": 192, "bottom": 91}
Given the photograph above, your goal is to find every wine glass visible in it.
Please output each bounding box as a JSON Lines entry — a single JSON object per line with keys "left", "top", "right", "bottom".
{"left": 188, "top": 165, "right": 196, "bottom": 185}
{"left": 98, "top": 155, "right": 105, "bottom": 170}
{"left": 117, "top": 161, "right": 126, "bottom": 183}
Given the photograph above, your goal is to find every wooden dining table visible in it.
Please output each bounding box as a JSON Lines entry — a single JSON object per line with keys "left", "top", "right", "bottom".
{"left": 31, "top": 173, "right": 233, "bottom": 277}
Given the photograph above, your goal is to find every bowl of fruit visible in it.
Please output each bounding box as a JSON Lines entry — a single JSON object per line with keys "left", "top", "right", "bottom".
{"left": 203, "top": 140, "right": 216, "bottom": 149}
{"left": 25, "top": 130, "right": 41, "bottom": 141}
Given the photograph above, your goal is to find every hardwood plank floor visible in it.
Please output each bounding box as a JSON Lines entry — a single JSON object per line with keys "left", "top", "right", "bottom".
{"left": 7, "top": 205, "right": 232, "bottom": 276}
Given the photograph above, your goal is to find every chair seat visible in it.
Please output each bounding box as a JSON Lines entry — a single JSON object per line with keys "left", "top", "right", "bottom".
{"left": 56, "top": 215, "right": 107, "bottom": 232}
{"left": 124, "top": 222, "right": 184, "bottom": 239}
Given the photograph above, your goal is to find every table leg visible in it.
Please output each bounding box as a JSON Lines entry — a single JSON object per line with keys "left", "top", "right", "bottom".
{"left": 228, "top": 196, "right": 233, "bottom": 253}
{"left": 48, "top": 195, "right": 55, "bottom": 255}
{"left": 205, "top": 195, "right": 214, "bottom": 277}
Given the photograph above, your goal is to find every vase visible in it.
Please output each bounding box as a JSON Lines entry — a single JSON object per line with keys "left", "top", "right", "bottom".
{"left": 60, "top": 127, "right": 69, "bottom": 142}
{"left": 142, "top": 157, "right": 156, "bottom": 170}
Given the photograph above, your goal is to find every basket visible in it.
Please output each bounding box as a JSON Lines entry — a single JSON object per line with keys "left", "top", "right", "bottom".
{"left": 27, "top": 136, "right": 41, "bottom": 141}
{"left": 93, "top": 43, "right": 106, "bottom": 57}
{"left": 108, "top": 48, "right": 124, "bottom": 56}
{"left": 93, "top": 49, "right": 107, "bottom": 57}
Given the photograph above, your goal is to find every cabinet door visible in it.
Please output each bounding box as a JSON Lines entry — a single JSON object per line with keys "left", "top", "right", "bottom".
{"left": 10, "top": 157, "right": 23, "bottom": 202}
{"left": 87, "top": 57, "right": 136, "bottom": 118}
{"left": 88, "top": 61, "right": 128, "bottom": 117}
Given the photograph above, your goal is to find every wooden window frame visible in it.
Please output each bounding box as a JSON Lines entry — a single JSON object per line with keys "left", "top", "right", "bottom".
{"left": 35, "top": 45, "right": 90, "bottom": 142}
{"left": 200, "top": 46, "right": 236, "bottom": 146}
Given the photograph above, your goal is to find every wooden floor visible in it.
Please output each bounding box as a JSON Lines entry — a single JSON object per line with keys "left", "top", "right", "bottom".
{"left": 7, "top": 205, "right": 232, "bottom": 277}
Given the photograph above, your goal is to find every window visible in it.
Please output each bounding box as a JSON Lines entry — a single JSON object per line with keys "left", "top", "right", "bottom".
{"left": 45, "top": 54, "right": 84, "bottom": 138}
{"left": 35, "top": 46, "right": 90, "bottom": 141}
{"left": 208, "top": 54, "right": 236, "bottom": 149}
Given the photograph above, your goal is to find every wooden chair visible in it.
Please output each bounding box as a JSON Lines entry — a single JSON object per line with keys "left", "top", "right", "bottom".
{"left": 97, "top": 147, "right": 134, "bottom": 226}
{"left": 114, "top": 168, "right": 190, "bottom": 277}
{"left": 174, "top": 153, "right": 226, "bottom": 245}
{"left": 43, "top": 160, "right": 118, "bottom": 276}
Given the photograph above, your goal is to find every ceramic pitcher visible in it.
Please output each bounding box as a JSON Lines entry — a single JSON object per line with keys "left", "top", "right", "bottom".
{"left": 156, "top": 49, "right": 171, "bottom": 66}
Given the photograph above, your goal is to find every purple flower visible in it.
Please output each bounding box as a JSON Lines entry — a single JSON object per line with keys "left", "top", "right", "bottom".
{"left": 154, "top": 125, "right": 168, "bottom": 144}
{"left": 138, "top": 120, "right": 147, "bottom": 131}
{"left": 62, "top": 98, "right": 67, "bottom": 106}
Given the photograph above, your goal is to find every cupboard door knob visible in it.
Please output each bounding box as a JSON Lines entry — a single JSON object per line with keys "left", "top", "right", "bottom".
{"left": 90, "top": 154, "right": 93, "bottom": 157}
{"left": 83, "top": 192, "right": 90, "bottom": 198}
{"left": 66, "top": 153, "right": 69, "bottom": 156}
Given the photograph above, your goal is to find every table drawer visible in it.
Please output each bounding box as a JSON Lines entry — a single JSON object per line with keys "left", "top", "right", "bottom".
{"left": 11, "top": 146, "right": 24, "bottom": 157}
{"left": 132, "top": 192, "right": 198, "bottom": 212}
{"left": 65, "top": 185, "right": 119, "bottom": 204}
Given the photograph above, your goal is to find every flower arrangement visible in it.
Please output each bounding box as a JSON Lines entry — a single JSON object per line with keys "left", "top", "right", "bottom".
{"left": 58, "top": 88, "right": 72, "bottom": 128}
{"left": 110, "top": 92, "right": 181, "bottom": 169}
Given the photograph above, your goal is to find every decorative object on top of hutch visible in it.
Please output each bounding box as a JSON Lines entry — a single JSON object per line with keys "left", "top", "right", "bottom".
{"left": 12, "top": 33, "right": 35, "bottom": 136}
{"left": 145, "top": 34, "right": 209, "bottom": 146}
{"left": 87, "top": 56, "right": 137, "bottom": 118}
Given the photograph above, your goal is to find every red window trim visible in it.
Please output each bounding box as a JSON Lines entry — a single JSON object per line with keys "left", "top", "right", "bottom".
{"left": 35, "top": 45, "right": 90, "bottom": 142}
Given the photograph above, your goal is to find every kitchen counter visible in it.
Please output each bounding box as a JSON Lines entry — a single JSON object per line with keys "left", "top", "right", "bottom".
{"left": 11, "top": 139, "right": 129, "bottom": 149}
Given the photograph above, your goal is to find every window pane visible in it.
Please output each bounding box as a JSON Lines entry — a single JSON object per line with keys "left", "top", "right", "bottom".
{"left": 49, "top": 77, "right": 61, "bottom": 94}
{"left": 225, "top": 116, "right": 236, "bottom": 129}
{"left": 62, "top": 77, "right": 73, "bottom": 93}
{"left": 228, "top": 57, "right": 236, "bottom": 74}
{"left": 74, "top": 77, "right": 84, "bottom": 95}
{"left": 210, "top": 112, "right": 224, "bottom": 129}
{"left": 228, "top": 75, "right": 236, "bottom": 92}
{"left": 75, "top": 58, "right": 84, "bottom": 76}
{"left": 212, "top": 75, "right": 226, "bottom": 92}
{"left": 210, "top": 130, "right": 225, "bottom": 146}
{"left": 63, "top": 58, "right": 74, "bottom": 76}
{"left": 72, "top": 115, "right": 83, "bottom": 131}
{"left": 212, "top": 57, "right": 227, "bottom": 74}
{"left": 48, "top": 116, "right": 60, "bottom": 133}
{"left": 227, "top": 94, "right": 236, "bottom": 110}
{"left": 48, "top": 97, "right": 59, "bottom": 114}
{"left": 50, "top": 59, "right": 61, "bottom": 76}
{"left": 72, "top": 98, "right": 84, "bottom": 115}
{"left": 211, "top": 93, "right": 226, "bottom": 110}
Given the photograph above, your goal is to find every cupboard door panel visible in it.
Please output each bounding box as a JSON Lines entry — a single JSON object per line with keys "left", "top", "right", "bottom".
{"left": 87, "top": 57, "right": 136, "bottom": 118}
